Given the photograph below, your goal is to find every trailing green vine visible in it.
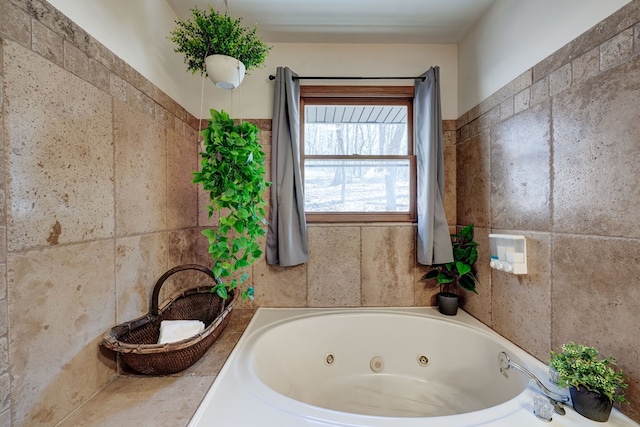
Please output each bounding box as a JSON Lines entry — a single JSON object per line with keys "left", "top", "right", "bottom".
{"left": 193, "top": 109, "right": 269, "bottom": 300}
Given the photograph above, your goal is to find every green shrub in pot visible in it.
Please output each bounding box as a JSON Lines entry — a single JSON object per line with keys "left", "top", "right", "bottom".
{"left": 549, "top": 342, "right": 627, "bottom": 421}
{"left": 421, "top": 224, "right": 478, "bottom": 315}
{"left": 169, "top": 6, "right": 271, "bottom": 76}
{"left": 550, "top": 343, "right": 627, "bottom": 403}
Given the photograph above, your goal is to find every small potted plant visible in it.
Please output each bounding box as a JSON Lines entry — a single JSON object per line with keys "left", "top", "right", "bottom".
{"left": 169, "top": 6, "right": 271, "bottom": 89}
{"left": 549, "top": 342, "right": 628, "bottom": 422}
{"left": 193, "top": 109, "right": 270, "bottom": 301}
{"left": 421, "top": 224, "right": 478, "bottom": 315}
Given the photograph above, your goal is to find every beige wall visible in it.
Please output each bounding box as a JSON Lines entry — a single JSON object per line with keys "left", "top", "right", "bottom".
{"left": 457, "top": 0, "right": 631, "bottom": 115}
{"left": 45, "top": 2, "right": 459, "bottom": 120}
{"left": 210, "top": 42, "right": 459, "bottom": 120}
{"left": 456, "top": 1, "right": 640, "bottom": 421}
{"left": 0, "top": 0, "right": 203, "bottom": 425}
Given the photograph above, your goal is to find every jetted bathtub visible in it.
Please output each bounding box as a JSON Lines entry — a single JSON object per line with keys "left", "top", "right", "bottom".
{"left": 189, "top": 307, "right": 639, "bottom": 427}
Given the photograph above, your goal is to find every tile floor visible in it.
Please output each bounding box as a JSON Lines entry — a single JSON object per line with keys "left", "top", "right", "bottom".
{"left": 57, "top": 309, "right": 256, "bottom": 427}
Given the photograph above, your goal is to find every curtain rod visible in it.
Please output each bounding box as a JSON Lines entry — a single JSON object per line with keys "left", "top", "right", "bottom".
{"left": 268, "top": 75, "right": 426, "bottom": 82}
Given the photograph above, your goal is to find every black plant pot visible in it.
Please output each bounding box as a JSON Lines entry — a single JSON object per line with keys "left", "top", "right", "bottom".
{"left": 570, "top": 386, "right": 614, "bottom": 422}
{"left": 437, "top": 292, "right": 459, "bottom": 316}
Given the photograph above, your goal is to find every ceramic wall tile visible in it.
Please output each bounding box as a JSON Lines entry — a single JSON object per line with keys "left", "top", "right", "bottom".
{"left": 444, "top": 144, "right": 457, "bottom": 228}
{"left": 549, "top": 63, "right": 571, "bottom": 97}
{"left": 110, "top": 73, "right": 128, "bottom": 103}
{"left": 115, "top": 233, "right": 168, "bottom": 323}
{"left": 457, "top": 132, "right": 490, "bottom": 228}
{"left": 307, "top": 226, "right": 361, "bottom": 307}
{"left": 0, "top": 372, "right": 9, "bottom": 414}
{"left": 600, "top": 28, "right": 634, "bottom": 72}
{"left": 490, "top": 101, "right": 551, "bottom": 232}
{"left": 513, "top": 88, "right": 530, "bottom": 115}
{"left": 499, "top": 97, "right": 514, "bottom": 121}
{"left": 163, "top": 229, "right": 203, "bottom": 302}
{"left": 0, "top": 1, "right": 30, "bottom": 48}
{"left": 252, "top": 243, "right": 307, "bottom": 307}
{"left": 571, "top": 47, "right": 600, "bottom": 85}
{"left": 0, "top": 263, "right": 9, "bottom": 340}
{"left": 491, "top": 231, "right": 551, "bottom": 361}
{"left": 63, "top": 40, "right": 90, "bottom": 81}
{"left": 16, "top": 0, "right": 91, "bottom": 54}
{"left": 414, "top": 272, "right": 440, "bottom": 307}
{"left": 87, "top": 59, "right": 110, "bottom": 94}
{"left": 553, "top": 54, "right": 640, "bottom": 238}
{"left": 166, "top": 229, "right": 199, "bottom": 267}
{"left": 8, "top": 241, "right": 115, "bottom": 426}
{"left": 114, "top": 99, "right": 167, "bottom": 236}
{"left": 0, "top": 293, "right": 6, "bottom": 337}
{"left": 529, "top": 76, "right": 549, "bottom": 106}
{"left": 197, "top": 188, "right": 217, "bottom": 228}
{"left": 361, "top": 225, "right": 415, "bottom": 306}
{"left": 31, "top": 19, "right": 62, "bottom": 66}
{"left": 167, "top": 129, "right": 198, "bottom": 230}
{"left": 552, "top": 234, "right": 640, "bottom": 421}
{"left": 87, "top": 37, "right": 122, "bottom": 76}
{"left": 4, "top": 41, "right": 114, "bottom": 252}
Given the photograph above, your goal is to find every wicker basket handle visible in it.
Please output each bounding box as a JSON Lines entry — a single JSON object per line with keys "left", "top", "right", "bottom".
{"left": 150, "top": 264, "right": 222, "bottom": 316}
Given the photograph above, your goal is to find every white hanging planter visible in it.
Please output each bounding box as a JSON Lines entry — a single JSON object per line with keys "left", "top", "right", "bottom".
{"left": 205, "top": 54, "right": 246, "bottom": 90}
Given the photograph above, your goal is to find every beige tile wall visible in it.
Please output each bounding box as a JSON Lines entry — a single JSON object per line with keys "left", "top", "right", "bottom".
{"left": 456, "top": 1, "right": 640, "bottom": 421}
{"left": 10, "top": 0, "right": 636, "bottom": 425}
{"left": 0, "top": 0, "right": 202, "bottom": 425}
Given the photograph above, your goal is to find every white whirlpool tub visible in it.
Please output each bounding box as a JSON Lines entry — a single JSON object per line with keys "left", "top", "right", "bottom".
{"left": 189, "top": 307, "right": 639, "bottom": 427}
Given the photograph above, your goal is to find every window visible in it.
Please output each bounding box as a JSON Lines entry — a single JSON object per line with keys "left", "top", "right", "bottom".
{"left": 301, "top": 86, "right": 415, "bottom": 222}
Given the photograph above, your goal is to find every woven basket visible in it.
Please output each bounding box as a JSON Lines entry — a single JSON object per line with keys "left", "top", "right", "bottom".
{"left": 102, "top": 264, "right": 237, "bottom": 375}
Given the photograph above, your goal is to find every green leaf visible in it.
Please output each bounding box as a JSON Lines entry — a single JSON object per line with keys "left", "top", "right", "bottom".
{"left": 235, "top": 259, "right": 251, "bottom": 268}
{"left": 422, "top": 270, "right": 439, "bottom": 280}
{"left": 242, "top": 286, "right": 255, "bottom": 301}
{"left": 437, "top": 272, "right": 454, "bottom": 284}
{"left": 212, "top": 283, "right": 228, "bottom": 299}
{"left": 201, "top": 228, "right": 216, "bottom": 239}
{"left": 456, "top": 262, "right": 471, "bottom": 276}
{"left": 459, "top": 223, "right": 474, "bottom": 240}
{"left": 459, "top": 275, "right": 477, "bottom": 293}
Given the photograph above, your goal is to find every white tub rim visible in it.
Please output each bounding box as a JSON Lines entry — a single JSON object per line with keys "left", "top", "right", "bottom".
{"left": 188, "top": 307, "right": 640, "bottom": 427}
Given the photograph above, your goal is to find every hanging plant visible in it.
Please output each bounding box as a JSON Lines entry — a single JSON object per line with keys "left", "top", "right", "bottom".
{"left": 169, "top": 6, "right": 271, "bottom": 76}
{"left": 193, "top": 109, "right": 270, "bottom": 300}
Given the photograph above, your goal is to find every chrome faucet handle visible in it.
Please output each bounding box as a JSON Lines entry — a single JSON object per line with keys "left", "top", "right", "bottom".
{"left": 498, "top": 352, "right": 569, "bottom": 416}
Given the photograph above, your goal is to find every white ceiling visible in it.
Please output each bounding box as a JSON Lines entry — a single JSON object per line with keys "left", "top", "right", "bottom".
{"left": 166, "top": 0, "right": 497, "bottom": 44}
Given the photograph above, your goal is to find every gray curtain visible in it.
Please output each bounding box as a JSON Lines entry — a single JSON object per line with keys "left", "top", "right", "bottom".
{"left": 265, "top": 67, "right": 309, "bottom": 266}
{"left": 415, "top": 67, "right": 453, "bottom": 265}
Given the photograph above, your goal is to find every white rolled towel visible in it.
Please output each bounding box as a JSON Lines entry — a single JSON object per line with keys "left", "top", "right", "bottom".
{"left": 158, "top": 320, "right": 205, "bottom": 344}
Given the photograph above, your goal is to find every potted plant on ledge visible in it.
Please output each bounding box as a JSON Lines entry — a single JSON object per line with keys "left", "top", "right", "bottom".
{"left": 421, "top": 224, "right": 478, "bottom": 316}
{"left": 549, "top": 343, "right": 627, "bottom": 422}
{"left": 193, "top": 109, "right": 270, "bottom": 301}
{"left": 169, "top": 6, "right": 271, "bottom": 89}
